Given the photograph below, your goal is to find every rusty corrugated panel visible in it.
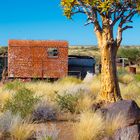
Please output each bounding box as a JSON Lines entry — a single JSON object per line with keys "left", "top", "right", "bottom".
{"left": 8, "top": 40, "right": 68, "bottom": 78}
{"left": 8, "top": 40, "right": 68, "bottom": 47}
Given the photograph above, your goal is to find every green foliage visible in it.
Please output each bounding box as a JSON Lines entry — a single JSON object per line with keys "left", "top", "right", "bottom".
{"left": 135, "top": 74, "right": 140, "bottom": 82}
{"left": 117, "top": 47, "right": 140, "bottom": 63}
{"left": 61, "top": 0, "right": 139, "bottom": 18}
{"left": 4, "top": 80, "right": 25, "bottom": 91}
{"left": 55, "top": 93, "right": 78, "bottom": 113}
{"left": 45, "top": 137, "right": 53, "bottom": 140}
{"left": 4, "top": 88, "right": 40, "bottom": 118}
{"left": 0, "top": 47, "right": 7, "bottom": 55}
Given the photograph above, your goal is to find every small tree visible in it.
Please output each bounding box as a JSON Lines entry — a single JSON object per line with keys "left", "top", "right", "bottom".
{"left": 117, "top": 47, "right": 140, "bottom": 64}
{"left": 60, "top": 0, "right": 140, "bottom": 102}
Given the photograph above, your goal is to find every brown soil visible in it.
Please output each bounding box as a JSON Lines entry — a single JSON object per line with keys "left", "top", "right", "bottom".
{"left": 34, "top": 121, "right": 75, "bottom": 140}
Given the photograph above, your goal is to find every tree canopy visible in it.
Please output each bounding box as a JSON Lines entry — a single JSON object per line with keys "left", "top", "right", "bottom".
{"left": 61, "top": 0, "right": 140, "bottom": 102}
{"left": 61, "top": 0, "right": 140, "bottom": 47}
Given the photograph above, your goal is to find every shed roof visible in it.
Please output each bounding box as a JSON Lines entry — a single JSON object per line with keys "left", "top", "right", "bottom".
{"left": 9, "top": 40, "right": 68, "bottom": 47}
{"left": 68, "top": 55, "right": 96, "bottom": 67}
{"left": 68, "top": 55, "right": 94, "bottom": 59}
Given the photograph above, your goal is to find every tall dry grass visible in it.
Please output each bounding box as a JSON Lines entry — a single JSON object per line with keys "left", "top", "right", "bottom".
{"left": 10, "top": 120, "right": 34, "bottom": 140}
{"left": 105, "top": 113, "right": 127, "bottom": 137}
{"left": 74, "top": 110, "right": 104, "bottom": 140}
{"left": 0, "top": 88, "right": 13, "bottom": 111}
{"left": 119, "top": 73, "right": 134, "bottom": 84}
{"left": 88, "top": 75, "right": 101, "bottom": 96}
{"left": 76, "top": 94, "right": 94, "bottom": 112}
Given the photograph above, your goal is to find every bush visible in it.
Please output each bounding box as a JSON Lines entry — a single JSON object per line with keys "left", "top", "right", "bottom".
{"left": 76, "top": 94, "right": 94, "bottom": 112}
{"left": 135, "top": 74, "right": 140, "bottom": 82}
{"left": 10, "top": 120, "right": 34, "bottom": 140}
{"left": 32, "top": 101, "right": 57, "bottom": 122}
{"left": 55, "top": 93, "right": 78, "bottom": 113}
{"left": 117, "top": 47, "right": 140, "bottom": 64}
{"left": 4, "top": 88, "right": 40, "bottom": 118}
{"left": 0, "top": 111, "right": 33, "bottom": 140}
{"left": 0, "top": 111, "right": 21, "bottom": 134}
{"left": 4, "top": 80, "right": 25, "bottom": 91}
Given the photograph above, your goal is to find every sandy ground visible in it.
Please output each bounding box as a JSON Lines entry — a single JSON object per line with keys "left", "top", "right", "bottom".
{"left": 34, "top": 121, "right": 75, "bottom": 140}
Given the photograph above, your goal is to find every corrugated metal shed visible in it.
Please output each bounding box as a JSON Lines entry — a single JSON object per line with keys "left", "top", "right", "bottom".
{"left": 8, "top": 40, "right": 68, "bottom": 79}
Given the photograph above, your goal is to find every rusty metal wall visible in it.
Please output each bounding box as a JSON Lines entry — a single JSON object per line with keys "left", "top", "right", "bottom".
{"left": 8, "top": 40, "right": 68, "bottom": 78}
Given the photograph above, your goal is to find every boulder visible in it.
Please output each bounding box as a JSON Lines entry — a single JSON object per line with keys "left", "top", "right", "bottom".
{"left": 114, "top": 124, "right": 140, "bottom": 140}
{"left": 98, "top": 100, "right": 140, "bottom": 126}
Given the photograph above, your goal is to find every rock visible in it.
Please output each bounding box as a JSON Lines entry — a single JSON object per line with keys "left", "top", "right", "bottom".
{"left": 114, "top": 124, "right": 140, "bottom": 140}
{"left": 98, "top": 100, "right": 140, "bottom": 126}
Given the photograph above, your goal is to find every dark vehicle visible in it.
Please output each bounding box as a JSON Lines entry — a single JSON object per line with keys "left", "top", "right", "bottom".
{"left": 68, "top": 55, "right": 96, "bottom": 79}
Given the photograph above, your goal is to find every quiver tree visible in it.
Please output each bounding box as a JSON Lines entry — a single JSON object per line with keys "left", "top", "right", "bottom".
{"left": 61, "top": 0, "right": 140, "bottom": 102}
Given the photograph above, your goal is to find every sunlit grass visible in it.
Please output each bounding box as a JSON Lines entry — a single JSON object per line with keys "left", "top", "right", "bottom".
{"left": 0, "top": 72, "right": 139, "bottom": 139}
{"left": 105, "top": 113, "right": 127, "bottom": 137}
{"left": 74, "top": 110, "right": 104, "bottom": 140}
{"left": 0, "top": 88, "right": 13, "bottom": 111}
{"left": 10, "top": 120, "right": 34, "bottom": 140}
{"left": 119, "top": 73, "right": 134, "bottom": 84}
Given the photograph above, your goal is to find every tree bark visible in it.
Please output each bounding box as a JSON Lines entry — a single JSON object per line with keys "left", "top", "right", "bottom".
{"left": 94, "top": 18, "right": 122, "bottom": 102}
{"left": 99, "top": 41, "right": 122, "bottom": 102}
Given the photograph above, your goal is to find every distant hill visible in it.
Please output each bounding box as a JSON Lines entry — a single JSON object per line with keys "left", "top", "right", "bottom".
{"left": 1, "top": 45, "right": 140, "bottom": 64}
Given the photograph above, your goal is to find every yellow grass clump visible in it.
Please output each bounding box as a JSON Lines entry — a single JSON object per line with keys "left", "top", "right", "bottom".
{"left": 74, "top": 110, "right": 104, "bottom": 140}
{"left": 10, "top": 120, "right": 34, "bottom": 140}
{"left": 119, "top": 74, "right": 134, "bottom": 84}
{"left": 25, "top": 77, "right": 82, "bottom": 103}
{"left": 0, "top": 88, "right": 13, "bottom": 111}
{"left": 105, "top": 113, "right": 127, "bottom": 137}
{"left": 58, "top": 76, "right": 82, "bottom": 84}
{"left": 120, "top": 82, "right": 140, "bottom": 100}
{"left": 76, "top": 95, "right": 94, "bottom": 112}
{"left": 88, "top": 75, "right": 101, "bottom": 96}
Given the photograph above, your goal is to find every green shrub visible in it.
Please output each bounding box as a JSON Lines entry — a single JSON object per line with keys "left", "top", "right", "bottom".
{"left": 55, "top": 93, "right": 78, "bottom": 113}
{"left": 135, "top": 74, "right": 140, "bottom": 82}
{"left": 117, "top": 47, "right": 140, "bottom": 63}
{"left": 4, "top": 88, "right": 40, "bottom": 118}
{"left": 4, "top": 80, "right": 25, "bottom": 91}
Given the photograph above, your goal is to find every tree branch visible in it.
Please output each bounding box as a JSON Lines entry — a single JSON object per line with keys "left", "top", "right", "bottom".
{"left": 121, "top": 25, "right": 133, "bottom": 32}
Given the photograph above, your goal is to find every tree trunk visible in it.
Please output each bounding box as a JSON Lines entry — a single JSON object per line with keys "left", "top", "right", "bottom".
{"left": 99, "top": 42, "right": 122, "bottom": 102}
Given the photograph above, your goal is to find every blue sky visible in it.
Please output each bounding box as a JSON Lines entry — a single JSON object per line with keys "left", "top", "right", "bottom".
{"left": 0, "top": 0, "right": 140, "bottom": 46}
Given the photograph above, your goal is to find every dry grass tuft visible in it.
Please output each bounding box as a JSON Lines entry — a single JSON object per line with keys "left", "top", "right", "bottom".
{"left": 120, "top": 82, "right": 140, "bottom": 100}
{"left": 58, "top": 76, "right": 82, "bottom": 84}
{"left": 0, "top": 88, "right": 13, "bottom": 111}
{"left": 74, "top": 110, "right": 104, "bottom": 140}
{"left": 76, "top": 95, "right": 95, "bottom": 112}
{"left": 10, "top": 120, "right": 34, "bottom": 140}
{"left": 119, "top": 74, "right": 134, "bottom": 84}
{"left": 88, "top": 75, "right": 101, "bottom": 96}
{"left": 105, "top": 113, "right": 127, "bottom": 137}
